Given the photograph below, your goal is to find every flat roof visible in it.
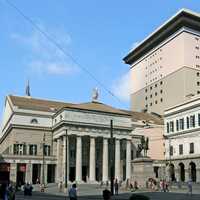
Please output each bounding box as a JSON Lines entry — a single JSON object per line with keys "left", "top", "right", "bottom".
{"left": 123, "top": 9, "right": 200, "bottom": 65}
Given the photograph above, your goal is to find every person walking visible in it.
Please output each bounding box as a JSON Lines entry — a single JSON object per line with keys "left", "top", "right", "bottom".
{"left": 68, "top": 184, "right": 77, "bottom": 200}
{"left": 187, "top": 179, "right": 192, "bottom": 196}
{"left": 114, "top": 179, "right": 119, "bottom": 195}
{"left": 102, "top": 188, "right": 111, "bottom": 200}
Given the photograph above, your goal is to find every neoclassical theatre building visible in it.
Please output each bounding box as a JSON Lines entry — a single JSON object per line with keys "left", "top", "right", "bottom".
{"left": 0, "top": 93, "right": 163, "bottom": 185}
{"left": 0, "top": 94, "right": 135, "bottom": 185}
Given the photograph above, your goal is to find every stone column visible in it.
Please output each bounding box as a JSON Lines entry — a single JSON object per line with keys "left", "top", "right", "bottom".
{"left": 185, "top": 169, "right": 190, "bottom": 182}
{"left": 126, "top": 140, "right": 131, "bottom": 180}
{"left": 102, "top": 138, "right": 108, "bottom": 182}
{"left": 25, "top": 163, "right": 33, "bottom": 183}
{"left": 196, "top": 168, "right": 200, "bottom": 183}
{"left": 40, "top": 164, "right": 48, "bottom": 184}
{"left": 56, "top": 138, "right": 61, "bottom": 182}
{"left": 89, "top": 137, "right": 96, "bottom": 182}
{"left": 63, "top": 135, "right": 66, "bottom": 183}
{"left": 115, "top": 139, "right": 120, "bottom": 180}
{"left": 76, "top": 136, "right": 82, "bottom": 182}
{"left": 174, "top": 168, "right": 180, "bottom": 182}
{"left": 10, "top": 163, "right": 17, "bottom": 185}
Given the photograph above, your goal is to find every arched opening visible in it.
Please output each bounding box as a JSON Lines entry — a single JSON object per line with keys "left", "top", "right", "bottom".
{"left": 189, "top": 162, "right": 196, "bottom": 182}
{"left": 179, "top": 163, "right": 185, "bottom": 182}
{"left": 169, "top": 164, "right": 175, "bottom": 181}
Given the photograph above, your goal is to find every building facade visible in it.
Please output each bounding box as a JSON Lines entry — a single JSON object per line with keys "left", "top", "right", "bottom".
{"left": 0, "top": 95, "right": 134, "bottom": 185}
{"left": 164, "top": 95, "right": 200, "bottom": 183}
{"left": 124, "top": 9, "right": 200, "bottom": 115}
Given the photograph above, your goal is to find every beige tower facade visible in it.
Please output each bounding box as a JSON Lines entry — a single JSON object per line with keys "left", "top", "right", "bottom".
{"left": 124, "top": 9, "right": 200, "bottom": 115}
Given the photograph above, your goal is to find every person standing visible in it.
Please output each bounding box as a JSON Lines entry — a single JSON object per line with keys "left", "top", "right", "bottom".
{"left": 102, "top": 188, "right": 111, "bottom": 200}
{"left": 114, "top": 179, "right": 119, "bottom": 195}
{"left": 187, "top": 179, "right": 192, "bottom": 196}
{"left": 68, "top": 184, "right": 77, "bottom": 200}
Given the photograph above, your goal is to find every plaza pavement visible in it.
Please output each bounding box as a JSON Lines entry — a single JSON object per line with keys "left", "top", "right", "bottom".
{"left": 15, "top": 183, "right": 200, "bottom": 200}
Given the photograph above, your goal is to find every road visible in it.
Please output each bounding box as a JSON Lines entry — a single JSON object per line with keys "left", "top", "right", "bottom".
{"left": 16, "top": 191, "right": 200, "bottom": 200}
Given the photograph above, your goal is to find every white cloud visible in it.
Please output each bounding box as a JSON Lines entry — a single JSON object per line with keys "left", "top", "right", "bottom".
{"left": 112, "top": 72, "right": 132, "bottom": 102}
{"left": 11, "top": 24, "right": 77, "bottom": 76}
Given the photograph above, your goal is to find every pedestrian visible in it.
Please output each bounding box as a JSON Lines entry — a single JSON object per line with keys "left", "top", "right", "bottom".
{"left": 114, "top": 179, "right": 119, "bottom": 195}
{"left": 58, "top": 181, "right": 63, "bottom": 192}
{"left": 8, "top": 184, "right": 15, "bottom": 200}
{"left": 36, "top": 177, "right": 40, "bottom": 184}
{"left": 165, "top": 181, "right": 169, "bottom": 192}
{"left": 103, "top": 188, "right": 111, "bottom": 200}
{"left": 187, "top": 179, "right": 192, "bottom": 196}
{"left": 68, "top": 184, "right": 77, "bottom": 200}
{"left": 134, "top": 181, "right": 138, "bottom": 190}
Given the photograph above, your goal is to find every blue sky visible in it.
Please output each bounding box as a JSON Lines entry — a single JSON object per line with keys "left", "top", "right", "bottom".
{"left": 1, "top": 0, "right": 200, "bottom": 119}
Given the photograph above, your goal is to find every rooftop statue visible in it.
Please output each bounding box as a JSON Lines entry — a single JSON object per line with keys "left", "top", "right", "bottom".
{"left": 92, "top": 87, "right": 99, "bottom": 101}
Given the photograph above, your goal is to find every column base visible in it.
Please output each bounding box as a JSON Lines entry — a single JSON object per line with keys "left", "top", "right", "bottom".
{"left": 87, "top": 180, "right": 98, "bottom": 184}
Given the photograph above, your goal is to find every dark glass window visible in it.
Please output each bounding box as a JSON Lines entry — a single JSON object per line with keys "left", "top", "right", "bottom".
{"left": 190, "top": 115, "right": 195, "bottom": 127}
{"left": 189, "top": 143, "right": 194, "bottom": 154}
{"left": 198, "top": 114, "right": 200, "bottom": 126}
{"left": 176, "top": 120, "right": 179, "bottom": 131}
{"left": 170, "top": 121, "right": 174, "bottom": 132}
{"left": 170, "top": 146, "right": 173, "bottom": 156}
{"left": 44, "top": 145, "right": 51, "bottom": 156}
{"left": 186, "top": 117, "right": 190, "bottom": 129}
{"left": 179, "top": 144, "right": 183, "bottom": 155}
{"left": 179, "top": 118, "right": 184, "bottom": 130}
{"left": 13, "top": 144, "right": 26, "bottom": 155}
{"left": 167, "top": 122, "right": 169, "bottom": 133}
{"left": 29, "top": 144, "right": 37, "bottom": 155}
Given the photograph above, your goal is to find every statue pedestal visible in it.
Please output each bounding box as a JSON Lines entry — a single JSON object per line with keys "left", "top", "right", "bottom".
{"left": 132, "top": 157, "right": 154, "bottom": 188}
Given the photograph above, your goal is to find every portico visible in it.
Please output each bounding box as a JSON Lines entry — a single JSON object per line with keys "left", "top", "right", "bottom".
{"left": 53, "top": 101, "right": 133, "bottom": 184}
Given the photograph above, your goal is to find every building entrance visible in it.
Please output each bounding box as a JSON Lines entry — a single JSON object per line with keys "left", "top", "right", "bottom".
{"left": 32, "top": 164, "right": 41, "bottom": 184}
{"left": 82, "top": 166, "right": 88, "bottom": 182}
{"left": 17, "top": 164, "right": 26, "bottom": 186}
{"left": 0, "top": 163, "right": 10, "bottom": 184}
{"left": 47, "top": 164, "right": 55, "bottom": 183}
{"left": 69, "top": 167, "right": 75, "bottom": 182}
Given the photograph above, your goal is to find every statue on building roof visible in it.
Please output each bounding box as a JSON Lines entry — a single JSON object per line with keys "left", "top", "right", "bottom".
{"left": 25, "top": 79, "right": 31, "bottom": 97}
{"left": 92, "top": 87, "right": 99, "bottom": 102}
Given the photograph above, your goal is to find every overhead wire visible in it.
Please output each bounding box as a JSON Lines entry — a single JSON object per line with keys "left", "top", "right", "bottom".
{"left": 4, "top": 0, "right": 124, "bottom": 106}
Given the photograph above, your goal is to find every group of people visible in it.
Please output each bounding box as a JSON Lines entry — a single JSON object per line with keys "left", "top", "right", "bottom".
{"left": 0, "top": 183, "right": 15, "bottom": 200}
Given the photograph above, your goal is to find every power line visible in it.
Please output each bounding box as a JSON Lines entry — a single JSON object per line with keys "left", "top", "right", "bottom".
{"left": 4, "top": 0, "right": 124, "bottom": 106}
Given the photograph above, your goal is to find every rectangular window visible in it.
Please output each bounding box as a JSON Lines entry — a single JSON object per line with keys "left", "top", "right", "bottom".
{"left": 190, "top": 115, "right": 195, "bottom": 128}
{"left": 179, "top": 144, "right": 183, "bottom": 155}
{"left": 169, "top": 121, "right": 174, "bottom": 132}
{"left": 198, "top": 114, "right": 200, "bottom": 126}
{"left": 13, "top": 144, "right": 26, "bottom": 155}
{"left": 170, "top": 146, "right": 173, "bottom": 156}
{"left": 179, "top": 118, "right": 184, "bottom": 130}
{"left": 176, "top": 120, "right": 179, "bottom": 131}
{"left": 187, "top": 117, "right": 190, "bottom": 129}
{"left": 167, "top": 122, "right": 169, "bottom": 133}
{"left": 29, "top": 144, "right": 37, "bottom": 155}
{"left": 44, "top": 145, "right": 51, "bottom": 156}
{"left": 189, "top": 143, "right": 194, "bottom": 154}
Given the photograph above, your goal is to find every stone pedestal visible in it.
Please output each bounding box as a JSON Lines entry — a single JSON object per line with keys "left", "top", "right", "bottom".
{"left": 132, "top": 157, "right": 154, "bottom": 187}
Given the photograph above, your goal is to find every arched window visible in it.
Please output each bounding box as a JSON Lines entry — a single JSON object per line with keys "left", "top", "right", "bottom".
{"left": 30, "top": 118, "right": 38, "bottom": 124}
